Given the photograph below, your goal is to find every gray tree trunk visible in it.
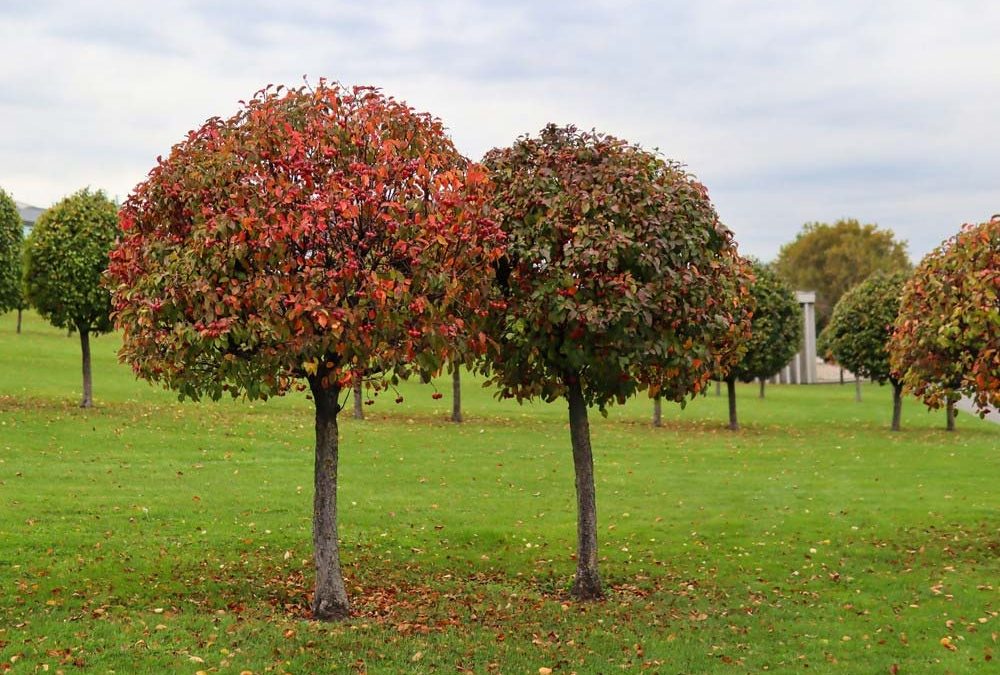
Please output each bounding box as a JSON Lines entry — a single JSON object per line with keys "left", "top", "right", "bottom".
{"left": 352, "top": 379, "right": 363, "bottom": 420}
{"left": 651, "top": 395, "right": 662, "bottom": 427}
{"left": 566, "top": 377, "right": 602, "bottom": 600}
{"left": 715, "top": 380, "right": 721, "bottom": 397}
{"left": 451, "top": 367, "right": 462, "bottom": 423}
{"left": 16, "top": 308, "right": 22, "bottom": 334}
{"left": 890, "top": 380, "right": 903, "bottom": 432}
{"left": 308, "top": 377, "right": 350, "bottom": 620}
{"left": 79, "top": 326, "right": 93, "bottom": 408}
{"left": 839, "top": 366, "right": 844, "bottom": 385}
{"left": 946, "top": 397, "right": 956, "bottom": 432}
{"left": 854, "top": 376, "right": 862, "bottom": 402}
{"left": 759, "top": 378, "right": 765, "bottom": 399}
{"left": 726, "top": 376, "right": 739, "bottom": 431}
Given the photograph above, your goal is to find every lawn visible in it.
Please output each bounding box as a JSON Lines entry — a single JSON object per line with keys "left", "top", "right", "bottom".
{"left": 1, "top": 312, "right": 997, "bottom": 673}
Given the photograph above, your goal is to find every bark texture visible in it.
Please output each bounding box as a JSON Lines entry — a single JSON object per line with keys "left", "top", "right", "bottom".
{"left": 566, "top": 378, "right": 603, "bottom": 600}
{"left": 651, "top": 396, "right": 662, "bottom": 427}
{"left": 891, "top": 380, "right": 903, "bottom": 432}
{"left": 79, "top": 327, "right": 93, "bottom": 408}
{"left": 352, "top": 379, "right": 364, "bottom": 420}
{"left": 726, "top": 376, "right": 739, "bottom": 431}
{"left": 451, "top": 367, "right": 462, "bottom": 423}
{"left": 309, "top": 377, "right": 350, "bottom": 620}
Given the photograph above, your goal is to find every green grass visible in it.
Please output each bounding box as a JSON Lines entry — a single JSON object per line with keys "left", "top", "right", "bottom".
{"left": 1, "top": 311, "right": 998, "bottom": 673}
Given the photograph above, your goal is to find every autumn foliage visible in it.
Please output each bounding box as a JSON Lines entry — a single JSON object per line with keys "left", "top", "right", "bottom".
{"left": 890, "top": 217, "right": 1000, "bottom": 416}
{"left": 107, "top": 82, "right": 505, "bottom": 619}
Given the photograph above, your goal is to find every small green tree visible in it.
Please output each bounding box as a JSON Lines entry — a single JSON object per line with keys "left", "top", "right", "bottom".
{"left": 0, "top": 189, "right": 23, "bottom": 324}
{"left": 482, "top": 125, "right": 752, "bottom": 599}
{"left": 890, "top": 217, "right": 1000, "bottom": 425}
{"left": 824, "top": 271, "right": 909, "bottom": 430}
{"left": 722, "top": 260, "right": 801, "bottom": 430}
{"left": 23, "top": 189, "right": 118, "bottom": 407}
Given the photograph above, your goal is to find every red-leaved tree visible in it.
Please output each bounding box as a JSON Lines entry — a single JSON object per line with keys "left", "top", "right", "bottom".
{"left": 107, "top": 82, "right": 505, "bottom": 620}
{"left": 482, "top": 125, "right": 752, "bottom": 599}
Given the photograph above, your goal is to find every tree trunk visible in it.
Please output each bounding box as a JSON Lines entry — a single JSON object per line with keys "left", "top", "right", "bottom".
{"left": 726, "top": 376, "right": 739, "bottom": 431}
{"left": 890, "top": 380, "right": 903, "bottom": 432}
{"left": 854, "top": 376, "right": 862, "bottom": 402}
{"left": 946, "top": 397, "right": 956, "bottom": 432}
{"left": 759, "top": 378, "right": 765, "bottom": 399}
{"left": 651, "top": 395, "right": 662, "bottom": 428}
{"left": 451, "top": 367, "right": 462, "bottom": 423}
{"left": 715, "top": 380, "right": 721, "bottom": 397}
{"left": 16, "top": 308, "right": 22, "bottom": 334}
{"left": 352, "top": 378, "right": 363, "bottom": 420}
{"left": 79, "top": 326, "right": 93, "bottom": 408}
{"left": 309, "top": 377, "right": 350, "bottom": 620}
{"left": 839, "top": 366, "right": 844, "bottom": 385}
{"left": 566, "top": 377, "right": 602, "bottom": 600}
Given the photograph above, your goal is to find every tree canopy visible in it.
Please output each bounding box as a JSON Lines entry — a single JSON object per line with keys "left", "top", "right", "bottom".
{"left": 824, "top": 270, "right": 909, "bottom": 430}
{"left": 773, "top": 218, "right": 910, "bottom": 329}
{"left": 0, "top": 188, "right": 24, "bottom": 316}
{"left": 890, "top": 217, "right": 999, "bottom": 417}
{"left": 482, "top": 124, "right": 752, "bottom": 598}
{"left": 107, "top": 82, "right": 504, "bottom": 620}
{"left": 23, "top": 188, "right": 118, "bottom": 407}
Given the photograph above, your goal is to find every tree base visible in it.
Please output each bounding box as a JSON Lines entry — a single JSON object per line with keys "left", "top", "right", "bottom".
{"left": 312, "top": 596, "right": 350, "bottom": 621}
{"left": 571, "top": 568, "right": 604, "bottom": 600}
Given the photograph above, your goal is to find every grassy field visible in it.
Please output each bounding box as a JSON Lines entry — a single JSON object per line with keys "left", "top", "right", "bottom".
{"left": 1, "top": 312, "right": 998, "bottom": 674}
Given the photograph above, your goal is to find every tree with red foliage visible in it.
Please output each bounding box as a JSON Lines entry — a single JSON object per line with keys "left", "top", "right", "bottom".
{"left": 107, "top": 82, "right": 505, "bottom": 620}
{"left": 482, "top": 125, "right": 752, "bottom": 599}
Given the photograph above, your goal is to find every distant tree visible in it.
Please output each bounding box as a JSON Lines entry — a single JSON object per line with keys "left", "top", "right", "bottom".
{"left": 23, "top": 189, "right": 117, "bottom": 407}
{"left": 824, "top": 271, "right": 909, "bottom": 430}
{"left": 106, "top": 83, "right": 504, "bottom": 620}
{"left": 722, "top": 260, "right": 801, "bottom": 430}
{"left": 890, "top": 217, "right": 1000, "bottom": 426}
{"left": 773, "top": 219, "right": 910, "bottom": 330}
{"left": 0, "top": 189, "right": 23, "bottom": 325}
{"left": 482, "top": 124, "right": 752, "bottom": 599}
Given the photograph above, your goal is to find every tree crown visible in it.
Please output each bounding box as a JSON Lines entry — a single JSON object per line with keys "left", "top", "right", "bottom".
{"left": 0, "top": 188, "right": 24, "bottom": 314}
{"left": 728, "top": 260, "right": 802, "bottom": 382}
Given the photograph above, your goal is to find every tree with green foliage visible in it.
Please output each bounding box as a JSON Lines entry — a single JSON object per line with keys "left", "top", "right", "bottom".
{"left": 722, "top": 260, "right": 801, "bottom": 430}
{"left": 824, "top": 271, "right": 909, "bottom": 430}
{"left": 23, "top": 189, "right": 117, "bottom": 407}
{"left": 482, "top": 124, "right": 753, "bottom": 599}
{"left": 773, "top": 218, "right": 910, "bottom": 330}
{"left": 890, "top": 217, "right": 999, "bottom": 427}
{"left": 0, "top": 189, "right": 24, "bottom": 326}
{"left": 107, "top": 83, "right": 504, "bottom": 620}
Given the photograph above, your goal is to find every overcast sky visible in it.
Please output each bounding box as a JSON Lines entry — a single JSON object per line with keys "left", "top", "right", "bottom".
{"left": 2, "top": 0, "right": 997, "bottom": 262}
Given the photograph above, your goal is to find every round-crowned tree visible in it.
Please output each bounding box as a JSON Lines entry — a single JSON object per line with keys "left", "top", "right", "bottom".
{"left": 722, "top": 260, "right": 801, "bottom": 430}
{"left": 107, "top": 83, "right": 505, "bottom": 620}
{"left": 482, "top": 125, "right": 753, "bottom": 599}
{"left": 890, "top": 217, "right": 999, "bottom": 424}
{"left": 0, "top": 189, "right": 24, "bottom": 323}
{"left": 825, "top": 271, "right": 909, "bottom": 430}
{"left": 23, "top": 189, "right": 117, "bottom": 406}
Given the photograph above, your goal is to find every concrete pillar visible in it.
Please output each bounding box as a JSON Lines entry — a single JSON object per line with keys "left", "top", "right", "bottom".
{"left": 795, "top": 291, "right": 817, "bottom": 384}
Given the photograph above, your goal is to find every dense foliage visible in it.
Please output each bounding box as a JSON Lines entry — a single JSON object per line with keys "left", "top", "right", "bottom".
{"left": 728, "top": 261, "right": 801, "bottom": 383}
{"left": 890, "top": 217, "right": 999, "bottom": 416}
{"left": 824, "top": 271, "right": 909, "bottom": 429}
{"left": 107, "top": 82, "right": 505, "bottom": 619}
{"left": 482, "top": 124, "right": 752, "bottom": 598}
{"left": 0, "top": 188, "right": 24, "bottom": 315}
{"left": 774, "top": 218, "right": 910, "bottom": 329}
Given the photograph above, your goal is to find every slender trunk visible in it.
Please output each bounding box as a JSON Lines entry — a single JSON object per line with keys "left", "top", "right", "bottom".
{"left": 839, "top": 366, "right": 844, "bottom": 385}
{"left": 16, "top": 308, "right": 22, "bottom": 334}
{"left": 566, "top": 377, "right": 602, "bottom": 600}
{"left": 451, "top": 367, "right": 462, "bottom": 423}
{"left": 309, "top": 377, "right": 350, "bottom": 620}
{"left": 715, "top": 380, "right": 721, "bottom": 397}
{"left": 352, "top": 379, "right": 363, "bottom": 420}
{"left": 890, "top": 380, "right": 903, "bottom": 432}
{"left": 79, "top": 326, "right": 93, "bottom": 408}
{"left": 946, "top": 397, "right": 956, "bottom": 432}
{"left": 651, "top": 395, "right": 662, "bottom": 428}
{"left": 854, "top": 376, "right": 862, "bottom": 402}
{"left": 758, "top": 378, "right": 765, "bottom": 399}
{"left": 726, "top": 376, "right": 739, "bottom": 431}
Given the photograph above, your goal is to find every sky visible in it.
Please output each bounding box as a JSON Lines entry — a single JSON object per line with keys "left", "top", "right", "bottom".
{"left": 2, "top": 0, "right": 998, "bottom": 262}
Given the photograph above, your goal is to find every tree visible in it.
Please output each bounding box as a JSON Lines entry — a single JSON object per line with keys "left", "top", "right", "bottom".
{"left": 0, "top": 189, "right": 23, "bottom": 324}
{"left": 722, "top": 260, "right": 801, "bottom": 430}
{"left": 824, "top": 271, "right": 909, "bottom": 430}
{"left": 773, "top": 219, "right": 910, "bottom": 330}
{"left": 450, "top": 364, "right": 462, "bottom": 423}
{"left": 23, "top": 189, "right": 117, "bottom": 407}
{"left": 106, "top": 83, "right": 504, "bottom": 620}
{"left": 481, "top": 125, "right": 752, "bottom": 599}
{"left": 890, "top": 216, "right": 1000, "bottom": 423}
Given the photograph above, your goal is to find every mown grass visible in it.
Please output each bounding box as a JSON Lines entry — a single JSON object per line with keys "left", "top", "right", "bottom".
{"left": 1, "top": 311, "right": 998, "bottom": 673}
